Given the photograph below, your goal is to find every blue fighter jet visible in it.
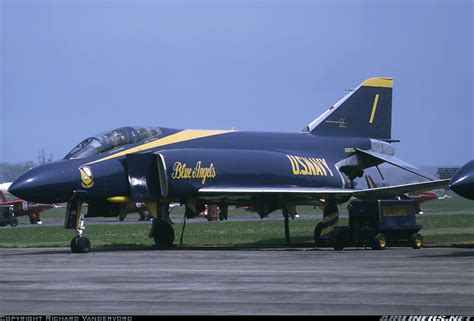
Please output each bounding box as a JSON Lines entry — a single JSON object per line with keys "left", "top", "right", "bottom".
{"left": 9, "top": 77, "right": 450, "bottom": 253}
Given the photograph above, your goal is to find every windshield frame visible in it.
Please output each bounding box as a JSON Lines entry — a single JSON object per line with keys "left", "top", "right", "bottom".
{"left": 63, "top": 126, "right": 162, "bottom": 160}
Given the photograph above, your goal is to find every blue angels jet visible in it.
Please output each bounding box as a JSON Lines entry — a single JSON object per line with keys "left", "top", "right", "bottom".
{"left": 9, "top": 77, "right": 450, "bottom": 253}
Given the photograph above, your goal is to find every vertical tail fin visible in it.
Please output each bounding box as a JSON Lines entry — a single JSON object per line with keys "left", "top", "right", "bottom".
{"left": 0, "top": 190, "right": 7, "bottom": 203}
{"left": 305, "top": 77, "right": 393, "bottom": 140}
{"left": 365, "top": 175, "right": 378, "bottom": 189}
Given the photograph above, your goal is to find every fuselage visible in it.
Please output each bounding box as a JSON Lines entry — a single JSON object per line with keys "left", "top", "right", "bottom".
{"left": 9, "top": 128, "right": 373, "bottom": 204}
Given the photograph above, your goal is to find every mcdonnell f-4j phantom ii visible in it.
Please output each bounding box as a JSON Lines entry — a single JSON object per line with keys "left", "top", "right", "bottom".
{"left": 9, "top": 77, "right": 450, "bottom": 253}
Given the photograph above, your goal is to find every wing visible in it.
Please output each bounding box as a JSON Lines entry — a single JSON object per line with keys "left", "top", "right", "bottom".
{"left": 198, "top": 179, "right": 450, "bottom": 204}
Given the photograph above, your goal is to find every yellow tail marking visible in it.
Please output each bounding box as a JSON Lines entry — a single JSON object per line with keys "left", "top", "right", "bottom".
{"left": 369, "top": 94, "right": 379, "bottom": 124}
{"left": 361, "top": 77, "right": 393, "bottom": 88}
{"left": 86, "top": 129, "right": 232, "bottom": 165}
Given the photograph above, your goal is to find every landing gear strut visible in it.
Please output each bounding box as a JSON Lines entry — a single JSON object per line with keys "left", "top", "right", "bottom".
{"left": 282, "top": 208, "right": 291, "bottom": 245}
{"left": 65, "top": 201, "right": 91, "bottom": 253}
{"left": 281, "top": 205, "right": 298, "bottom": 245}
{"left": 148, "top": 202, "right": 175, "bottom": 248}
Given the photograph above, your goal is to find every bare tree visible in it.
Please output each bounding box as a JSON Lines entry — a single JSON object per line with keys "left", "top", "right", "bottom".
{"left": 37, "top": 148, "right": 54, "bottom": 165}
{"left": 0, "top": 148, "right": 54, "bottom": 182}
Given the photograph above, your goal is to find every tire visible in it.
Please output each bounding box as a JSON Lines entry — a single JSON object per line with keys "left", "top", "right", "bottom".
{"left": 410, "top": 233, "right": 423, "bottom": 249}
{"left": 373, "top": 233, "right": 386, "bottom": 250}
{"left": 313, "top": 222, "right": 323, "bottom": 246}
{"left": 70, "top": 236, "right": 91, "bottom": 253}
{"left": 152, "top": 220, "right": 175, "bottom": 247}
{"left": 334, "top": 236, "right": 344, "bottom": 251}
{"left": 10, "top": 219, "right": 18, "bottom": 227}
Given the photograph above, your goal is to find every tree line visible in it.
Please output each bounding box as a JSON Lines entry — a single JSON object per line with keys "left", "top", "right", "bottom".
{"left": 0, "top": 149, "right": 53, "bottom": 182}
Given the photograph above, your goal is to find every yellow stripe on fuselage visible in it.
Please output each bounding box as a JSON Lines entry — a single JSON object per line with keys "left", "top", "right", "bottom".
{"left": 86, "top": 129, "right": 233, "bottom": 165}
{"left": 107, "top": 196, "right": 131, "bottom": 203}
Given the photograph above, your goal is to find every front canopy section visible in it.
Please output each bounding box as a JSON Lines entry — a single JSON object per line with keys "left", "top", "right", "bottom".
{"left": 64, "top": 126, "right": 162, "bottom": 159}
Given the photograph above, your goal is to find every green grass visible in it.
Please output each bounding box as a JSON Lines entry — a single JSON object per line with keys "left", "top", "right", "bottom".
{"left": 1, "top": 215, "right": 473, "bottom": 248}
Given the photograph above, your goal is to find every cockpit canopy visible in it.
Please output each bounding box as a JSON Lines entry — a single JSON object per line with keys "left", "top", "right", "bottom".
{"left": 64, "top": 126, "right": 162, "bottom": 159}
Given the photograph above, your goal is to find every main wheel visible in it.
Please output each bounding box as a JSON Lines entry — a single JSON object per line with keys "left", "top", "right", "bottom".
{"left": 410, "top": 233, "right": 423, "bottom": 249}
{"left": 313, "top": 222, "right": 323, "bottom": 246}
{"left": 10, "top": 219, "right": 18, "bottom": 227}
{"left": 372, "top": 233, "right": 386, "bottom": 250}
{"left": 152, "top": 220, "right": 175, "bottom": 247}
{"left": 70, "top": 236, "right": 91, "bottom": 253}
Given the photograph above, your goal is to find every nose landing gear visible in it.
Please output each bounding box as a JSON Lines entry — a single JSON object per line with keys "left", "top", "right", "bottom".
{"left": 65, "top": 201, "right": 91, "bottom": 253}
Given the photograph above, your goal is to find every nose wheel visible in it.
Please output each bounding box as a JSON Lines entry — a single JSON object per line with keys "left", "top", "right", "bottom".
{"left": 151, "top": 220, "right": 175, "bottom": 247}
{"left": 71, "top": 236, "right": 91, "bottom": 253}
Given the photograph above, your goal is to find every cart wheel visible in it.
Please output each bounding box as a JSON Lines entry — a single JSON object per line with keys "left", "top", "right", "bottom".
{"left": 334, "top": 236, "right": 344, "bottom": 251}
{"left": 10, "top": 219, "right": 18, "bottom": 227}
{"left": 70, "top": 236, "right": 91, "bottom": 253}
{"left": 410, "top": 233, "right": 423, "bottom": 249}
{"left": 314, "top": 222, "right": 323, "bottom": 246}
{"left": 373, "top": 233, "right": 386, "bottom": 250}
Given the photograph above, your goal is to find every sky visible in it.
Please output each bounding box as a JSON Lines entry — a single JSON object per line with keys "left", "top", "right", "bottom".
{"left": 0, "top": 0, "right": 472, "bottom": 167}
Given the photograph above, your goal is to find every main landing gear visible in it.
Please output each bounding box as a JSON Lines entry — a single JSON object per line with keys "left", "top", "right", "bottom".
{"left": 147, "top": 202, "right": 175, "bottom": 248}
{"left": 65, "top": 201, "right": 91, "bottom": 253}
{"left": 281, "top": 205, "right": 298, "bottom": 245}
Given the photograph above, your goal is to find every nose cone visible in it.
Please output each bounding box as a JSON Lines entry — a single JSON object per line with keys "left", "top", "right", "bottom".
{"left": 9, "top": 161, "right": 79, "bottom": 203}
{"left": 449, "top": 160, "right": 474, "bottom": 200}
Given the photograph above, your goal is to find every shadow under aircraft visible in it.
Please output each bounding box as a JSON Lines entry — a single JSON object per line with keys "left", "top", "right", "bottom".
{"left": 9, "top": 77, "right": 450, "bottom": 253}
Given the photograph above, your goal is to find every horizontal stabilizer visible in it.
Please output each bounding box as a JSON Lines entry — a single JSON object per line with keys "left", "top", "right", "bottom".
{"left": 355, "top": 148, "right": 436, "bottom": 181}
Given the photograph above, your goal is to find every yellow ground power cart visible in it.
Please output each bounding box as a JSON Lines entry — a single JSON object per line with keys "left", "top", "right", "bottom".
{"left": 331, "top": 199, "right": 423, "bottom": 250}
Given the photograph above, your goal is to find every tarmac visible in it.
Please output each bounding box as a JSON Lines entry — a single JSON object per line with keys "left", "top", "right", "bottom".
{"left": 0, "top": 247, "right": 473, "bottom": 315}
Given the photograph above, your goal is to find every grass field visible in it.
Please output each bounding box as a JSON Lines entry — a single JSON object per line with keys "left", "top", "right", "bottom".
{"left": 1, "top": 213, "right": 473, "bottom": 248}
{"left": 1, "top": 190, "right": 472, "bottom": 249}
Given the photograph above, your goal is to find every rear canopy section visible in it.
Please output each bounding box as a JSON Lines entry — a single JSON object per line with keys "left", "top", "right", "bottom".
{"left": 305, "top": 77, "right": 393, "bottom": 140}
